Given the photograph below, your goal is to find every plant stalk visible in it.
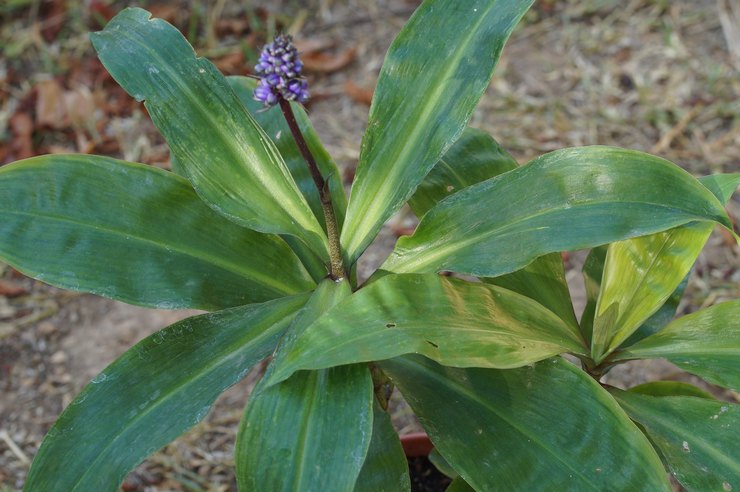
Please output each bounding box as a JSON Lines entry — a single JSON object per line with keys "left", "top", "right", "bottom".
{"left": 278, "top": 98, "right": 346, "bottom": 280}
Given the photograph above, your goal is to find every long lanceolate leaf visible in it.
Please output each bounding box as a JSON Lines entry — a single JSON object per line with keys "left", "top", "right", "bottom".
{"left": 411, "top": 127, "right": 579, "bottom": 328}
{"left": 590, "top": 173, "right": 739, "bottom": 362}
{"left": 24, "top": 294, "right": 309, "bottom": 492}
{"left": 382, "top": 147, "right": 733, "bottom": 276}
{"left": 228, "top": 76, "right": 347, "bottom": 232}
{"left": 407, "top": 127, "right": 518, "bottom": 218}
{"left": 340, "top": 0, "right": 535, "bottom": 266}
{"left": 236, "top": 280, "right": 374, "bottom": 491}
{"left": 0, "top": 155, "right": 314, "bottom": 310}
{"left": 615, "top": 301, "right": 740, "bottom": 391}
{"left": 229, "top": 76, "right": 347, "bottom": 281}
{"left": 590, "top": 223, "right": 716, "bottom": 363}
{"left": 91, "top": 8, "right": 329, "bottom": 260}
{"left": 612, "top": 390, "right": 739, "bottom": 492}
{"left": 380, "top": 356, "right": 670, "bottom": 491}
{"left": 354, "top": 402, "right": 410, "bottom": 492}
{"left": 266, "top": 273, "right": 587, "bottom": 386}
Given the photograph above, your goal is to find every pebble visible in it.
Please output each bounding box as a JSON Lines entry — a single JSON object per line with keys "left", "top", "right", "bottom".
{"left": 38, "top": 322, "right": 57, "bottom": 336}
{"left": 50, "top": 350, "right": 68, "bottom": 364}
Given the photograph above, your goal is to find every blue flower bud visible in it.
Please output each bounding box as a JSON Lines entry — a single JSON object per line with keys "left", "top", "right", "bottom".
{"left": 253, "top": 34, "right": 310, "bottom": 107}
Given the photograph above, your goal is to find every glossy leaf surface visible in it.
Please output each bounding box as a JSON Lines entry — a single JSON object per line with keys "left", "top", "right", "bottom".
{"left": 381, "top": 147, "right": 732, "bottom": 277}
{"left": 380, "top": 356, "right": 670, "bottom": 491}
{"left": 236, "top": 366, "right": 373, "bottom": 492}
{"left": 24, "top": 295, "right": 308, "bottom": 491}
{"left": 408, "top": 127, "right": 578, "bottom": 328}
{"left": 628, "top": 381, "right": 714, "bottom": 400}
{"left": 485, "top": 253, "right": 579, "bottom": 331}
{"left": 590, "top": 173, "right": 739, "bottom": 362}
{"left": 621, "top": 275, "right": 689, "bottom": 347}
{"left": 446, "top": 477, "right": 475, "bottom": 492}
{"left": 354, "top": 402, "right": 410, "bottom": 492}
{"left": 579, "top": 245, "right": 607, "bottom": 345}
{"left": 91, "top": 8, "right": 328, "bottom": 258}
{"left": 408, "top": 127, "right": 517, "bottom": 218}
{"left": 266, "top": 273, "right": 587, "bottom": 385}
{"left": 236, "top": 280, "right": 374, "bottom": 492}
{"left": 613, "top": 390, "right": 739, "bottom": 491}
{"left": 0, "top": 155, "right": 314, "bottom": 310}
{"left": 616, "top": 300, "right": 740, "bottom": 391}
{"left": 591, "top": 222, "right": 715, "bottom": 363}
{"left": 228, "top": 76, "right": 347, "bottom": 232}
{"left": 341, "top": 0, "right": 534, "bottom": 265}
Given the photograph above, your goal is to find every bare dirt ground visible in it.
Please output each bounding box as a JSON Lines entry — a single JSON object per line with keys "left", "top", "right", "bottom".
{"left": 1, "top": 0, "right": 738, "bottom": 490}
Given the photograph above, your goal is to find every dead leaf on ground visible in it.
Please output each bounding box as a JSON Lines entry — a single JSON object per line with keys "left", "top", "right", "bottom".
{"left": 214, "top": 50, "right": 246, "bottom": 74}
{"left": 343, "top": 80, "right": 374, "bottom": 105}
{"left": 215, "top": 19, "right": 251, "bottom": 37}
{"left": 63, "top": 86, "right": 96, "bottom": 128}
{"left": 0, "top": 280, "right": 27, "bottom": 298}
{"left": 9, "top": 112, "right": 34, "bottom": 160}
{"left": 294, "top": 38, "right": 336, "bottom": 54}
{"left": 35, "top": 79, "right": 67, "bottom": 128}
{"left": 39, "top": 0, "right": 68, "bottom": 42}
{"left": 147, "top": 4, "right": 180, "bottom": 24}
{"left": 302, "top": 47, "right": 357, "bottom": 73}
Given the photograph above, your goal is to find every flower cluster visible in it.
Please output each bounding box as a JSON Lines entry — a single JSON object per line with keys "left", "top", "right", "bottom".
{"left": 253, "top": 34, "right": 309, "bottom": 107}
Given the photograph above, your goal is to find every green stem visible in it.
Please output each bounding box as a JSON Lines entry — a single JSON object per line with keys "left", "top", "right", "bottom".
{"left": 278, "top": 98, "right": 346, "bottom": 280}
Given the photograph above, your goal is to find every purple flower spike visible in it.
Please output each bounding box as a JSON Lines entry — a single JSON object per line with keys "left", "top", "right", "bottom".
{"left": 253, "top": 34, "right": 310, "bottom": 107}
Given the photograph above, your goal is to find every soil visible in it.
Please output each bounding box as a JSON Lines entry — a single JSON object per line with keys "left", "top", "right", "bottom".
{"left": 408, "top": 456, "right": 452, "bottom": 492}
{"left": 1, "top": 0, "right": 738, "bottom": 490}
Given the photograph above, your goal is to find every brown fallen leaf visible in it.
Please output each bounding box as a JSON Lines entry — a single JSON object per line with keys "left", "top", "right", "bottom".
{"left": 147, "top": 4, "right": 179, "bottom": 23}
{"left": 35, "top": 79, "right": 67, "bottom": 129}
{"left": 214, "top": 50, "right": 246, "bottom": 74}
{"left": 344, "top": 80, "right": 374, "bottom": 106}
{"left": 302, "top": 47, "right": 357, "bottom": 74}
{"left": 294, "top": 38, "right": 336, "bottom": 54}
{"left": 9, "top": 112, "right": 34, "bottom": 160}
{"left": 63, "top": 86, "right": 96, "bottom": 128}
{"left": 40, "top": 0, "right": 68, "bottom": 42}
{"left": 0, "top": 280, "right": 27, "bottom": 298}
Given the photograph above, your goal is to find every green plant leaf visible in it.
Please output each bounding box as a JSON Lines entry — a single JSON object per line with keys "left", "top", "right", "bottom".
{"left": 90, "top": 8, "right": 328, "bottom": 260}
{"left": 24, "top": 294, "right": 308, "bottom": 492}
{"left": 698, "top": 173, "right": 740, "bottom": 205}
{"left": 228, "top": 76, "right": 347, "bottom": 232}
{"left": 615, "top": 300, "right": 740, "bottom": 391}
{"left": 581, "top": 173, "right": 739, "bottom": 347}
{"left": 266, "top": 273, "right": 587, "bottom": 386}
{"left": 341, "top": 0, "right": 535, "bottom": 265}
{"left": 621, "top": 275, "right": 689, "bottom": 347}
{"left": 628, "top": 381, "right": 714, "bottom": 399}
{"left": 0, "top": 155, "right": 314, "bottom": 310}
{"left": 236, "top": 365, "right": 373, "bottom": 492}
{"left": 612, "top": 390, "right": 739, "bottom": 492}
{"left": 381, "top": 147, "right": 732, "bottom": 277}
{"left": 579, "top": 245, "right": 607, "bottom": 345}
{"left": 590, "top": 174, "right": 739, "bottom": 363}
{"left": 446, "top": 477, "right": 476, "bottom": 492}
{"left": 236, "top": 279, "right": 374, "bottom": 492}
{"left": 380, "top": 356, "right": 670, "bottom": 491}
{"left": 485, "top": 253, "right": 579, "bottom": 331}
{"left": 429, "top": 448, "right": 459, "bottom": 479}
{"left": 408, "top": 127, "right": 517, "bottom": 218}
{"left": 407, "top": 127, "right": 578, "bottom": 329}
{"left": 590, "top": 223, "right": 716, "bottom": 363}
{"left": 354, "top": 401, "right": 410, "bottom": 492}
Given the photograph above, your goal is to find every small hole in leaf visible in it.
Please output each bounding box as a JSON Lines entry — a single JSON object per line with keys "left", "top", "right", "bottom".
{"left": 385, "top": 323, "right": 396, "bottom": 328}
{"left": 426, "top": 340, "right": 439, "bottom": 348}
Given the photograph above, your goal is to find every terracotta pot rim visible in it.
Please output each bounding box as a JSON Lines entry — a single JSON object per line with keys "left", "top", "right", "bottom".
{"left": 400, "top": 432, "right": 433, "bottom": 457}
